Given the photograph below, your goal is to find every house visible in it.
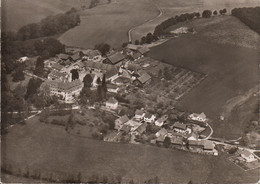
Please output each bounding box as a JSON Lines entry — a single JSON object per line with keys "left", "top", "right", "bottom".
{"left": 188, "top": 140, "right": 204, "bottom": 149}
{"left": 155, "top": 115, "right": 168, "bottom": 127}
{"left": 48, "top": 70, "right": 69, "bottom": 81}
{"left": 239, "top": 150, "right": 256, "bottom": 162}
{"left": 187, "top": 132, "right": 199, "bottom": 141}
{"left": 82, "top": 49, "right": 102, "bottom": 62}
{"left": 131, "top": 52, "right": 142, "bottom": 61}
{"left": 125, "top": 120, "right": 142, "bottom": 132}
{"left": 42, "top": 79, "right": 83, "bottom": 103}
{"left": 70, "top": 54, "right": 81, "bottom": 62}
{"left": 57, "top": 53, "right": 70, "bottom": 61}
{"left": 189, "top": 112, "right": 207, "bottom": 123}
{"left": 115, "top": 115, "right": 129, "bottom": 130}
{"left": 144, "top": 113, "right": 156, "bottom": 123}
{"left": 126, "top": 44, "right": 139, "bottom": 51}
{"left": 52, "top": 63, "right": 64, "bottom": 71}
{"left": 137, "top": 47, "right": 150, "bottom": 56}
{"left": 136, "top": 73, "right": 151, "bottom": 86}
{"left": 155, "top": 128, "right": 168, "bottom": 138}
{"left": 106, "top": 67, "right": 119, "bottom": 81}
{"left": 156, "top": 135, "right": 166, "bottom": 143}
{"left": 107, "top": 83, "right": 119, "bottom": 93}
{"left": 203, "top": 140, "right": 215, "bottom": 151}
{"left": 104, "top": 52, "right": 125, "bottom": 65}
{"left": 106, "top": 97, "right": 118, "bottom": 110}
{"left": 135, "top": 109, "right": 145, "bottom": 120}
{"left": 135, "top": 122, "right": 147, "bottom": 135}
{"left": 173, "top": 122, "right": 187, "bottom": 133}
{"left": 120, "top": 124, "right": 131, "bottom": 134}
{"left": 171, "top": 136, "right": 183, "bottom": 146}
{"left": 17, "top": 56, "right": 29, "bottom": 63}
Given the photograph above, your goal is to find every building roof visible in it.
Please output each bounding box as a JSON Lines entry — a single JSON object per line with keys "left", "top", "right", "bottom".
{"left": 106, "top": 67, "right": 118, "bottom": 79}
{"left": 45, "top": 79, "right": 83, "bottom": 92}
{"left": 173, "top": 122, "right": 187, "bottom": 130}
{"left": 156, "top": 135, "right": 166, "bottom": 142}
{"left": 156, "top": 115, "right": 168, "bottom": 123}
{"left": 57, "top": 53, "right": 70, "bottom": 60}
{"left": 107, "top": 83, "right": 119, "bottom": 90}
{"left": 157, "top": 128, "right": 168, "bottom": 136}
{"left": 171, "top": 136, "right": 183, "bottom": 145}
{"left": 107, "top": 52, "right": 125, "bottom": 64}
{"left": 145, "top": 112, "right": 154, "bottom": 119}
{"left": 136, "top": 122, "right": 147, "bottom": 134}
{"left": 240, "top": 150, "right": 253, "bottom": 158}
{"left": 132, "top": 52, "right": 142, "bottom": 60}
{"left": 117, "top": 115, "right": 129, "bottom": 124}
{"left": 81, "top": 49, "right": 101, "bottom": 58}
{"left": 138, "top": 47, "right": 150, "bottom": 55}
{"left": 48, "top": 70, "right": 68, "bottom": 79}
{"left": 120, "top": 124, "right": 131, "bottom": 133}
{"left": 135, "top": 109, "right": 144, "bottom": 116}
{"left": 126, "top": 44, "right": 139, "bottom": 51}
{"left": 191, "top": 112, "right": 206, "bottom": 119}
{"left": 188, "top": 140, "right": 203, "bottom": 146}
{"left": 107, "top": 97, "right": 118, "bottom": 104}
{"left": 52, "top": 63, "right": 64, "bottom": 71}
{"left": 203, "top": 140, "right": 214, "bottom": 150}
{"left": 137, "top": 73, "right": 151, "bottom": 84}
{"left": 71, "top": 54, "right": 81, "bottom": 61}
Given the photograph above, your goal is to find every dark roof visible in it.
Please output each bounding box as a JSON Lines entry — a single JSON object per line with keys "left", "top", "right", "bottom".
{"left": 135, "top": 109, "right": 144, "bottom": 116}
{"left": 106, "top": 67, "right": 118, "bottom": 79}
{"left": 120, "top": 125, "right": 131, "bottom": 133}
{"left": 132, "top": 52, "right": 142, "bottom": 60}
{"left": 173, "top": 122, "right": 187, "bottom": 130}
{"left": 52, "top": 63, "right": 64, "bottom": 70}
{"left": 57, "top": 53, "right": 70, "bottom": 60}
{"left": 171, "top": 137, "right": 183, "bottom": 145}
{"left": 107, "top": 52, "right": 125, "bottom": 64}
{"left": 137, "top": 73, "right": 151, "bottom": 84}
{"left": 145, "top": 112, "right": 153, "bottom": 119}
{"left": 136, "top": 122, "right": 147, "bottom": 134}
{"left": 107, "top": 83, "right": 119, "bottom": 89}
{"left": 117, "top": 115, "right": 129, "bottom": 124}
{"left": 107, "top": 97, "right": 118, "bottom": 104}
{"left": 48, "top": 70, "right": 67, "bottom": 79}
{"left": 156, "top": 115, "right": 168, "bottom": 123}
{"left": 71, "top": 54, "right": 81, "bottom": 61}
{"left": 138, "top": 47, "right": 150, "bottom": 55}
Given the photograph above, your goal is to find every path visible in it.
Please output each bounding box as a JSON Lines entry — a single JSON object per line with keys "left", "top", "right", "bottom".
{"left": 128, "top": 0, "right": 163, "bottom": 42}
{"left": 23, "top": 71, "right": 46, "bottom": 81}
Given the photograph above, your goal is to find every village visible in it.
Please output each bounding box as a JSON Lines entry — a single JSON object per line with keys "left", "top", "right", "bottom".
{"left": 16, "top": 39, "right": 260, "bottom": 172}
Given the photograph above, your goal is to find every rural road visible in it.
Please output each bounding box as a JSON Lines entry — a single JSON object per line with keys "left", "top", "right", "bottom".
{"left": 128, "top": 0, "right": 163, "bottom": 43}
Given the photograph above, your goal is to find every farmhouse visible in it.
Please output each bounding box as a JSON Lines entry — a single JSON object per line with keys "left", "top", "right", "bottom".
{"left": 82, "top": 49, "right": 102, "bottom": 62}
{"left": 136, "top": 73, "right": 151, "bottom": 86}
{"left": 52, "top": 63, "right": 64, "bottom": 71}
{"left": 239, "top": 150, "right": 256, "bottom": 162}
{"left": 137, "top": 47, "right": 150, "bottom": 56}
{"left": 144, "top": 113, "right": 156, "bottom": 123}
{"left": 135, "top": 109, "right": 145, "bottom": 120}
{"left": 104, "top": 52, "right": 125, "bottom": 65}
{"left": 106, "top": 97, "right": 118, "bottom": 110}
{"left": 155, "top": 128, "right": 168, "bottom": 138}
{"left": 125, "top": 120, "right": 142, "bottom": 132}
{"left": 171, "top": 136, "right": 183, "bottom": 146}
{"left": 203, "top": 140, "right": 214, "bottom": 151}
{"left": 48, "top": 70, "right": 69, "bottom": 81}
{"left": 155, "top": 115, "right": 168, "bottom": 127}
{"left": 188, "top": 140, "right": 204, "bottom": 149}
{"left": 115, "top": 115, "right": 130, "bottom": 130}
{"left": 120, "top": 124, "right": 131, "bottom": 134}
{"left": 189, "top": 112, "right": 207, "bottom": 122}
{"left": 131, "top": 52, "right": 142, "bottom": 61}
{"left": 173, "top": 122, "right": 187, "bottom": 133}
{"left": 70, "top": 54, "right": 81, "bottom": 62}
{"left": 42, "top": 79, "right": 83, "bottom": 103}
{"left": 57, "top": 53, "right": 70, "bottom": 61}
{"left": 107, "top": 83, "right": 119, "bottom": 93}
{"left": 135, "top": 122, "right": 147, "bottom": 135}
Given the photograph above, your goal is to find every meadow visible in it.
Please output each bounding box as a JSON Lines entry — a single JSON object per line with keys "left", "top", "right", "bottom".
{"left": 149, "top": 16, "right": 259, "bottom": 139}
{"left": 2, "top": 116, "right": 259, "bottom": 183}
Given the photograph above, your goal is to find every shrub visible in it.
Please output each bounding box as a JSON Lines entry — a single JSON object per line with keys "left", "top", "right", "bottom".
{"left": 202, "top": 10, "right": 212, "bottom": 18}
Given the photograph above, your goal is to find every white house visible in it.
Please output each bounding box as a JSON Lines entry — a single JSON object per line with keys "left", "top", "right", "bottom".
{"left": 155, "top": 115, "right": 168, "bottom": 127}
{"left": 17, "top": 56, "right": 29, "bottom": 63}
{"left": 135, "top": 109, "right": 145, "bottom": 120}
{"left": 144, "top": 113, "right": 156, "bottom": 123}
{"left": 106, "top": 97, "right": 118, "bottom": 110}
{"left": 239, "top": 150, "right": 256, "bottom": 163}
{"left": 189, "top": 112, "right": 207, "bottom": 122}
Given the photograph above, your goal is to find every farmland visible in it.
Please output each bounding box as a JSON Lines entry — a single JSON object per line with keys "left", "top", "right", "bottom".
{"left": 2, "top": 116, "right": 259, "bottom": 183}
{"left": 149, "top": 16, "right": 259, "bottom": 139}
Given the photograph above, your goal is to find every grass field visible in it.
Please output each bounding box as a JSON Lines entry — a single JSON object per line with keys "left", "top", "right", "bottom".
{"left": 4, "top": 0, "right": 90, "bottom": 31}
{"left": 58, "top": 0, "right": 159, "bottom": 49}
{"left": 149, "top": 16, "right": 259, "bottom": 139}
{"left": 2, "top": 116, "right": 259, "bottom": 183}
{"left": 131, "top": 0, "right": 260, "bottom": 41}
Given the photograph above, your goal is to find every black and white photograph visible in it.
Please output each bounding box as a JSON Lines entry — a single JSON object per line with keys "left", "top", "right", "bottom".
{"left": 1, "top": 0, "right": 260, "bottom": 183}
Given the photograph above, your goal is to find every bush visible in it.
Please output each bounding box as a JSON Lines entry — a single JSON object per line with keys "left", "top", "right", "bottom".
{"left": 202, "top": 10, "right": 212, "bottom": 18}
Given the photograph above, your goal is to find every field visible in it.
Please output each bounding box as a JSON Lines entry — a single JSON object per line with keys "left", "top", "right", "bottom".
{"left": 58, "top": 0, "right": 159, "bottom": 49}
{"left": 149, "top": 16, "right": 259, "bottom": 139}
{"left": 2, "top": 116, "right": 259, "bottom": 183}
{"left": 4, "top": 0, "right": 89, "bottom": 31}
{"left": 131, "top": 0, "right": 260, "bottom": 41}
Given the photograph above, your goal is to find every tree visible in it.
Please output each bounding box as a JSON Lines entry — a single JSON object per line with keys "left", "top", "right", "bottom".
{"left": 94, "top": 43, "right": 110, "bottom": 56}
{"left": 140, "top": 36, "right": 147, "bottom": 45}
{"left": 145, "top": 33, "right": 154, "bottom": 44}
{"left": 25, "top": 78, "right": 43, "bottom": 100}
{"left": 83, "top": 74, "right": 93, "bottom": 88}
{"left": 213, "top": 10, "right": 218, "bottom": 15}
{"left": 101, "top": 74, "right": 107, "bottom": 98}
{"left": 222, "top": 8, "right": 227, "bottom": 14}
{"left": 195, "top": 12, "right": 200, "bottom": 18}
{"left": 135, "top": 40, "right": 139, "bottom": 45}
{"left": 34, "top": 57, "right": 44, "bottom": 76}
{"left": 70, "top": 69, "right": 79, "bottom": 81}
{"left": 122, "top": 42, "right": 128, "bottom": 48}
{"left": 163, "top": 136, "right": 171, "bottom": 148}
{"left": 202, "top": 10, "right": 212, "bottom": 18}
{"left": 12, "top": 68, "right": 25, "bottom": 82}
{"left": 97, "top": 85, "right": 103, "bottom": 101}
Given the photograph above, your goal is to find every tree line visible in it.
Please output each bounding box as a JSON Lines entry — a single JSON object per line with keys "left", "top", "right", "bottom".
{"left": 16, "top": 7, "right": 80, "bottom": 40}
{"left": 231, "top": 6, "right": 260, "bottom": 35}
